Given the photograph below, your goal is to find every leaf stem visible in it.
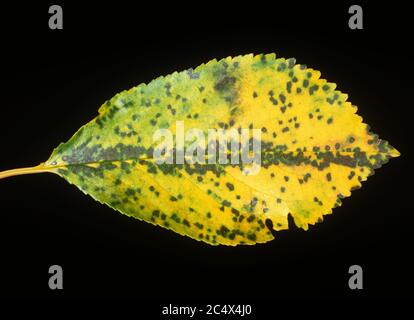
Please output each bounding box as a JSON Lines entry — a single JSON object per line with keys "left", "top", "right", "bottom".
{"left": 0, "top": 163, "right": 51, "bottom": 180}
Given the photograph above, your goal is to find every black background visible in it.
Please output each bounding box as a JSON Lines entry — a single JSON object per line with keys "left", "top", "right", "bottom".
{"left": 0, "top": 0, "right": 412, "bottom": 310}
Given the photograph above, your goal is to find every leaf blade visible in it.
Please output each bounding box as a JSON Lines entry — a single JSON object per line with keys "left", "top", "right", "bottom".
{"left": 42, "top": 53, "right": 399, "bottom": 245}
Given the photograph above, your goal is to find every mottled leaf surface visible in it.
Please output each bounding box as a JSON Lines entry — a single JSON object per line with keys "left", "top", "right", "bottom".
{"left": 42, "top": 54, "right": 399, "bottom": 245}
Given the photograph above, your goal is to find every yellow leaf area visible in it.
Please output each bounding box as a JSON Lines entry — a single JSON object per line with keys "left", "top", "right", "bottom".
{"left": 44, "top": 54, "right": 399, "bottom": 245}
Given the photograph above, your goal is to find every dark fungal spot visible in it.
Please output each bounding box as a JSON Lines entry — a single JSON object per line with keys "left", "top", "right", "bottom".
{"left": 303, "top": 173, "right": 311, "bottom": 182}
{"left": 280, "top": 186, "right": 286, "bottom": 193}
{"left": 170, "top": 196, "right": 178, "bottom": 202}
{"left": 279, "top": 94, "right": 286, "bottom": 104}
{"left": 125, "top": 188, "right": 135, "bottom": 196}
{"left": 187, "top": 68, "right": 200, "bottom": 79}
{"left": 309, "top": 113, "right": 313, "bottom": 119}
{"left": 287, "top": 58, "right": 296, "bottom": 69}
{"left": 170, "top": 213, "right": 181, "bottom": 223}
{"left": 313, "top": 196, "right": 323, "bottom": 206}
{"left": 164, "top": 83, "right": 172, "bottom": 96}
{"left": 282, "top": 127, "right": 289, "bottom": 133}
{"left": 222, "top": 200, "right": 231, "bottom": 207}
{"left": 303, "top": 79, "right": 309, "bottom": 88}
{"left": 250, "top": 197, "right": 258, "bottom": 207}
{"left": 253, "top": 91, "right": 258, "bottom": 98}
{"left": 214, "top": 76, "right": 236, "bottom": 92}
{"left": 286, "top": 81, "right": 292, "bottom": 93}
{"left": 231, "top": 208, "right": 239, "bottom": 215}
{"left": 277, "top": 62, "right": 286, "bottom": 71}
{"left": 247, "top": 215, "right": 255, "bottom": 223}
{"left": 348, "top": 171, "right": 355, "bottom": 180}
{"left": 194, "top": 222, "right": 203, "bottom": 230}
{"left": 349, "top": 136, "right": 355, "bottom": 143}
{"left": 326, "top": 173, "right": 332, "bottom": 181}
{"left": 226, "top": 182, "right": 235, "bottom": 191}
{"left": 247, "top": 233, "right": 257, "bottom": 241}
{"left": 309, "top": 85, "right": 319, "bottom": 95}
{"left": 327, "top": 117, "right": 333, "bottom": 124}
{"left": 284, "top": 176, "right": 289, "bottom": 182}
{"left": 218, "top": 225, "right": 230, "bottom": 237}
{"left": 228, "top": 232, "right": 236, "bottom": 240}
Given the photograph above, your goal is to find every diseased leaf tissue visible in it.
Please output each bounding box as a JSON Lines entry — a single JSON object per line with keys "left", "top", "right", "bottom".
{"left": 0, "top": 54, "right": 399, "bottom": 245}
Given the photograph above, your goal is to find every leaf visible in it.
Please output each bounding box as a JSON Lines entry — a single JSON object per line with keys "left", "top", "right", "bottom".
{"left": 0, "top": 53, "right": 400, "bottom": 246}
